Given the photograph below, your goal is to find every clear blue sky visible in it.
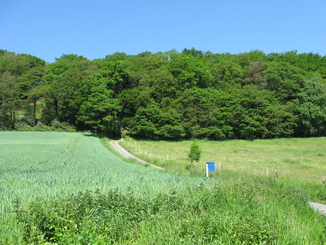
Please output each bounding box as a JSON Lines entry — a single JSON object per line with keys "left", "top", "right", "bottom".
{"left": 1, "top": 0, "right": 325, "bottom": 63}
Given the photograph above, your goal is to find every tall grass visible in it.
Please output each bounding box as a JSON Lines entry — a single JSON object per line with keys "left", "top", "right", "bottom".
{"left": 13, "top": 171, "right": 326, "bottom": 244}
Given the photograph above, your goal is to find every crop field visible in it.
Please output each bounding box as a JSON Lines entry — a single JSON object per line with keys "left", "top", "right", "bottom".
{"left": 0, "top": 132, "right": 213, "bottom": 214}
{"left": 1, "top": 132, "right": 325, "bottom": 244}
{"left": 0, "top": 132, "right": 217, "bottom": 243}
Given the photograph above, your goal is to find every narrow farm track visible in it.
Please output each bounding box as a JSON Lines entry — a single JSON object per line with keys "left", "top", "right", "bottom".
{"left": 110, "top": 139, "right": 165, "bottom": 170}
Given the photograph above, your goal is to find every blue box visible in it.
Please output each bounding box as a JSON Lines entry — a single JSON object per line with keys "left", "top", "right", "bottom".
{"left": 207, "top": 162, "right": 215, "bottom": 172}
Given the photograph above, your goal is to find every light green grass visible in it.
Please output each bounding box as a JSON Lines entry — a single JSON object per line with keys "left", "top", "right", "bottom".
{"left": 120, "top": 137, "right": 326, "bottom": 181}
{"left": 0, "top": 132, "right": 214, "bottom": 214}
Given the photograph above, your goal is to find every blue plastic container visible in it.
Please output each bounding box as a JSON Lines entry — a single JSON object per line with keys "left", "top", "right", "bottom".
{"left": 207, "top": 162, "right": 215, "bottom": 172}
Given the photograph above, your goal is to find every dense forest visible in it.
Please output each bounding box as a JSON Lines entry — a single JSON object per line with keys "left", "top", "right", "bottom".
{"left": 1, "top": 48, "right": 326, "bottom": 140}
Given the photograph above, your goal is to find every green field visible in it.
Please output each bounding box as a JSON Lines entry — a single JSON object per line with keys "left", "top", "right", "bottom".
{"left": 1, "top": 132, "right": 325, "bottom": 244}
{"left": 120, "top": 137, "right": 326, "bottom": 181}
{"left": 0, "top": 132, "right": 211, "bottom": 214}
{"left": 0, "top": 132, "right": 216, "bottom": 243}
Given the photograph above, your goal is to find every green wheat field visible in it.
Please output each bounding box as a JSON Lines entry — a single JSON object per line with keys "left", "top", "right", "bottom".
{"left": 1, "top": 132, "right": 325, "bottom": 244}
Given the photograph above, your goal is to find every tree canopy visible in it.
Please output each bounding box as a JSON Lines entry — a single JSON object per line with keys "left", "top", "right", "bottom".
{"left": 1, "top": 48, "right": 326, "bottom": 140}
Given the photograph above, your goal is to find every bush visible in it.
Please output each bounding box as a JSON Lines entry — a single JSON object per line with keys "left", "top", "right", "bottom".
{"left": 33, "top": 122, "right": 52, "bottom": 131}
{"left": 188, "top": 139, "right": 201, "bottom": 165}
{"left": 15, "top": 123, "right": 35, "bottom": 131}
{"left": 15, "top": 189, "right": 150, "bottom": 244}
{"left": 50, "top": 119, "right": 76, "bottom": 132}
{"left": 15, "top": 179, "right": 326, "bottom": 244}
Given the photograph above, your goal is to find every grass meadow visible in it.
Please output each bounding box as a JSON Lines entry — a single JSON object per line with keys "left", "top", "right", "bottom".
{"left": 0, "top": 132, "right": 325, "bottom": 244}
{"left": 120, "top": 137, "right": 326, "bottom": 183}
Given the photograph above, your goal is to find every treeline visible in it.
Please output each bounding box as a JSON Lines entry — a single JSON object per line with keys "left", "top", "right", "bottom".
{"left": 1, "top": 48, "right": 326, "bottom": 140}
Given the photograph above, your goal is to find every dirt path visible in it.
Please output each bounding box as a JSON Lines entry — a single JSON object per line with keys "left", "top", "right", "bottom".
{"left": 110, "top": 139, "right": 165, "bottom": 170}
{"left": 309, "top": 202, "right": 326, "bottom": 215}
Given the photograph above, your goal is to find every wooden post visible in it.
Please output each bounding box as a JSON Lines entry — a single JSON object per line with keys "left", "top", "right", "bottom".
{"left": 218, "top": 162, "right": 221, "bottom": 171}
{"left": 266, "top": 168, "right": 269, "bottom": 175}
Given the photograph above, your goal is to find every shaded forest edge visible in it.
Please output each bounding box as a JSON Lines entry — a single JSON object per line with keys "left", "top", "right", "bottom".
{"left": 1, "top": 48, "right": 326, "bottom": 140}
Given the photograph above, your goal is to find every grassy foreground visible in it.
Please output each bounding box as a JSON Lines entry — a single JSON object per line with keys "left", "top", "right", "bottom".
{"left": 0, "top": 132, "right": 325, "bottom": 244}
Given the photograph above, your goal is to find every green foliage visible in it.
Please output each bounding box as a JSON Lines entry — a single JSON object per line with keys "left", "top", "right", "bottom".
{"left": 264, "top": 61, "right": 306, "bottom": 103}
{"left": 295, "top": 76, "right": 326, "bottom": 136}
{"left": 167, "top": 56, "right": 212, "bottom": 92}
{"left": 50, "top": 119, "right": 76, "bottom": 132}
{"left": 42, "top": 54, "right": 97, "bottom": 126}
{"left": 16, "top": 53, "right": 45, "bottom": 68}
{"left": 76, "top": 72, "right": 121, "bottom": 137}
{"left": 188, "top": 139, "right": 201, "bottom": 164}
{"left": 138, "top": 66, "right": 175, "bottom": 102}
{"left": 177, "top": 87, "right": 228, "bottom": 139}
{"left": 130, "top": 105, "right": 185, "bottom": 140}
{"left": 14, "top": 175, "right": 326, "bottom": 244}
{"left": 2, "top": 49, "right": 326, "bottom": 140}
{"left": 0, "top": 71, "right": 19, "bottom": 129}
{"left": 244, "top": 61, "right": 266, "bottom": 88}
{"left": 182, "top": 47, "right": 204, "bottom": 57}
{"left": 15, "top": 189, "right": 150, "bottom": 244}
{"left": 212, "top": 59, "right": 244, "bottom": 87}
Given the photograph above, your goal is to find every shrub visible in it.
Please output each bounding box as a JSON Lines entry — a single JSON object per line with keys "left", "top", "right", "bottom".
{"left": 15, "top": 181, "right": 326, "bottom": 244}
{"left": 50, "top": 119, "right": 76, "bottom": 132}
{"left": 33, "top": 121, "right": 52, "bottom": 131}
{"left": 188, "top": 139, "right": 201, "bottom": 165}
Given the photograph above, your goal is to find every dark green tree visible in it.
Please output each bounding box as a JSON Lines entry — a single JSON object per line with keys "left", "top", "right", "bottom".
{"left": 76, "top": 72, "right": 121, "bottom": 137}
{"left": 295, "top": 76, "right": 326, "bottom": 136}
{"left": 182, "top": 48, "right": 203, "bottom": 58}
{"left": 177, "top": 87, "right": 228, "bottom": 139}
{"left": 0, "top": 51, "right": 30, "bottom": 76}
{"left": 118, "top": 87, "right": 152, "bottom": 130}
{"left": 0, "top": 71, "right": 19, "bottom": 129}
{"left": 19, "top": 66, "right": 46, "bottom": 126}
{"left": 168, "top": 56, "right": 212, "bottom": 94}
{"left": 211, "top": 60, "right": 244, "bottom": 88}
{"left": 244, "top": 61, "right": 266, "bottom": 88}
{"left": 130, "top": 104, "right": 185, "bottom": 140}
{"left": 42, "top": 54, "right": 96, "bottom": 125}
{"left": 264, "top": 61, "right": 307, "bottom": 103}
{"left": 138, "top": 66, "right": 175, "bottom": 103}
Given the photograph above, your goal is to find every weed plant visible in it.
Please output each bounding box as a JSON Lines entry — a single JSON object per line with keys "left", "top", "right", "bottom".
{"left": 14, "top": 171, "right": 326, "bottom": 244}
